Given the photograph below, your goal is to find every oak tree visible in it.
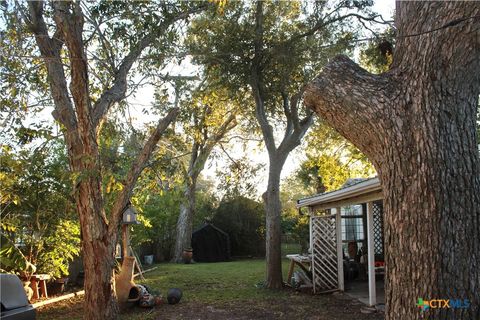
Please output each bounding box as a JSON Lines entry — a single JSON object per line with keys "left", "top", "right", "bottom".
{"left": 188, "top": 0, "right": 382, "bottom": 288}
{"left": 172, "top": 85, "right": 238, "bottom": 262}
{"left": 305, "top": 2, "right": 480, "bottom": 319}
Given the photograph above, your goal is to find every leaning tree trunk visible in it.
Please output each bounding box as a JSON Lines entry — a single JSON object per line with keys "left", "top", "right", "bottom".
{"left": 173, "top": 177, "right": 197, "bottom": 262}
{"left": 263, "top": 153, "right": 288, "bottom": 289}
{"left": 304, "top": 2, "right": 479, "bottom": 319}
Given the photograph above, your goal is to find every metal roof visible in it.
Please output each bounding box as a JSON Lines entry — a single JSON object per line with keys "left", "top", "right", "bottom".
{"left": 296, "top": 177, "right": 381, "bottom": 209}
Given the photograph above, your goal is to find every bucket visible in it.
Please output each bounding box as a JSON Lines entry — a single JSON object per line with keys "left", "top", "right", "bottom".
{"left": 182, "top": 249, "right": 193, "bottom": 264}
{"left": 144, "top": 255, "right": 154, "bottom": 265}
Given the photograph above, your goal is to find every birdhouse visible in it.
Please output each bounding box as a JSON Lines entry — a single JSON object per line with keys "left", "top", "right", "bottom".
{"left": 122, "top": 206, "right": 140, "bottom": 225}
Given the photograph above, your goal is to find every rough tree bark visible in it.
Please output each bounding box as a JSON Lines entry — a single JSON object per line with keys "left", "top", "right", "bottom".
{"left": 26, "top": 2, "right": 181, "bottom": 319}
{"left": 172, "top": 113, "right": 236, "bottom": 262}
{"left": 304, "top": 2, "right": 479, "bottom": 319}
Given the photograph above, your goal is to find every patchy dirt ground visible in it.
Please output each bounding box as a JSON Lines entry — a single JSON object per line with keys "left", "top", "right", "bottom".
{"left": 154, "top": 295, "right": 384, "bottom": 320}
{"left": 37, "top": 291, "right": 384, "bottom": 320}
{"left": 37, "top": 261, "right": 384, "bottom": 319}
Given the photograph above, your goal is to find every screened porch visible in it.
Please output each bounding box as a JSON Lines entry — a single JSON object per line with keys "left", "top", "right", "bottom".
{"left": 296, "top": 177, "right": 385, "bottom": 307}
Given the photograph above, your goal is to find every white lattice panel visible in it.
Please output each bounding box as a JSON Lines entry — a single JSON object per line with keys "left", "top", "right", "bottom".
{"left": 373, "top": 201, "right": 384, "bottom": 255}
{"left": 311, "top": 215, "right": 338, "bottom": 293}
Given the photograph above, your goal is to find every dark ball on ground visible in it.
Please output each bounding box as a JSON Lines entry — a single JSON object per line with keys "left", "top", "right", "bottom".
{"left": 167, "top": 288, "right": 182, "bottom": 305}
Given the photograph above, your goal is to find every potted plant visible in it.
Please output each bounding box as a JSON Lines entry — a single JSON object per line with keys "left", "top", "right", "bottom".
{"left": 36, "top": 220, "right": 80, "bottom": 294}
{"left": 182, "top": 248, "right": 193, "bottom": 264}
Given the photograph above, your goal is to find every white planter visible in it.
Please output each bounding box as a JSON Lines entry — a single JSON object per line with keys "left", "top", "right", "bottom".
{"left": 144, "top": 255, "right": 154, "bottom": 265}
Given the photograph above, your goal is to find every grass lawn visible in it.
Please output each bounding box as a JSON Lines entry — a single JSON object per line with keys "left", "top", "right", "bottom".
{"left": 37, "top": 256, "right": 383, "bottom": 320}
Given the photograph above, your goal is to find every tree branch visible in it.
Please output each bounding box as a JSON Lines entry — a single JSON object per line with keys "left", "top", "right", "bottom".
{"left": 188, "top": 141, "right": 200, "bottom": 177}
{"left": 251, "top": 0, "right": 276, "bottom": 154}
{"left": 219, "top": 135, "right": 263, "bottom": 143}
{"left": 53, "top": 1, "right": 93, "bottom": 131}
{"left": 27, "top": 1, "right": 77, "bottom": 131}
{"left": 209, "top": 113, "right": 237, "bottom": 147}
{"left": 190, "top": 113, "right": 237, "bottom": 178}
{"left": 304, "top": 55, "right": 395, "bottom": 160}
{"left": 290, "top": 88, "right": 303, "bottom": 131}
{"left": 92, "top": 5, "right": 206, "bottom": 130}
{"left": 219, "top": 143, "right": 240, "bottom": 168}
{"left": 108, "top": 107, "right": 180, "bottom": 236}
{"left": 282, "top": 12, "right": 388, "bottom": 46}
{"left": 91, "top": 33, "right": 155, "bottom": 130}
{"left": 281, "top": 90, "right": 293, "bottom": 139}
{"left": 278, "top": 108, "right": 314, "bottom": 156}
{"left": 81, "top": 4, "right": 116, "bottom": 73}
{"left": 275, "top": 85, "right": 313, "bottom": 155}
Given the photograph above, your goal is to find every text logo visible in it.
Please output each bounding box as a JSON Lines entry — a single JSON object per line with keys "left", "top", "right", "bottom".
{"left": 417, "top": 298, "right": 470, "bottom": 312}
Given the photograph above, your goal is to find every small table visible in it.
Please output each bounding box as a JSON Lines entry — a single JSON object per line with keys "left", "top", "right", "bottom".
{"left": 29, "top": 274, "right": 51, "bottom": 300}
{"left": 285, "top": 254, "right": 312, "bottom": 285}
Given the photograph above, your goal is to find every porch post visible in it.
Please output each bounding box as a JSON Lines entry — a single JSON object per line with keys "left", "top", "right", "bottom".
{"left": 309, "top": 207, "right": 313, "bottom": 255}
{"left": 366, "top": 201, "right": 376, "bottom": 306}
{"left": 335, "top": 207, "right": 344, "bottom": 291}
{"left": 309, "top": 207, "right": 316, "bottom": 293}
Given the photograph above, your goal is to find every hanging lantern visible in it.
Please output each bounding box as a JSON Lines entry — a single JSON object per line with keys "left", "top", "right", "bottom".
{"left": 122, "top": 205, "right": 140, "bottom": 225}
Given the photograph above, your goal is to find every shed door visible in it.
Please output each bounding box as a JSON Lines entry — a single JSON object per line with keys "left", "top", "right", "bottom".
{"left": 311, "top": 214, "right": 339, "bottom": 293}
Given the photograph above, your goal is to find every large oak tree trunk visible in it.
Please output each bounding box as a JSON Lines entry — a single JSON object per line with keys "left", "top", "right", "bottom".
{"left": 305, "top": 2, "right": 479, "bottom": 319}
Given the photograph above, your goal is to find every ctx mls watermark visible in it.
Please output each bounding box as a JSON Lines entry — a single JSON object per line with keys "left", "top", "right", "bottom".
{"left": 417, "top": 298, "right": 470, "bottom": 311}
